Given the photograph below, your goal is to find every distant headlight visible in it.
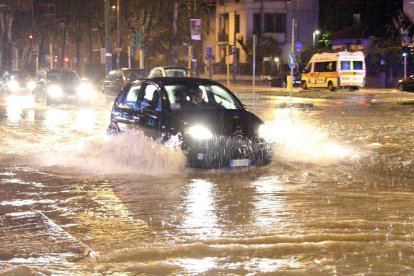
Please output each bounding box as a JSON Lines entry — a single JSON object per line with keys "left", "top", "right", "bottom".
{"left": 187, "top": 125, "right": 213, "bottom": 140}
{"left": 77, "top": 82, "right": 95, "bottom": 100}
{"left": 47, "top": 85, "right": 64, "bottom": 98}
{"left": 258, "top": 124, "right": 272, "bottom": 140}
{"left": 26, "top": 80, "right": 36, "bottom": 91}
{"left": 8, "top": 80, "right": 20, "bottom": 91}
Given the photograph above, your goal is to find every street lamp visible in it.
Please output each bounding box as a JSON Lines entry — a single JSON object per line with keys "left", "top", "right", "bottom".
{"left": 274, "top": 57, "right": 280, "bottom": 73}
{"left": 313, "top": 29, "right": 320, "bottom": 48}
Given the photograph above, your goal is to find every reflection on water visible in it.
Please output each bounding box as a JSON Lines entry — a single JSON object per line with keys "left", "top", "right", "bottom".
{"left": 1, "top": 93, "right": 414, "bottom": 274}
{"left": 182, "top": 179, "right": 221, "bottom": 238}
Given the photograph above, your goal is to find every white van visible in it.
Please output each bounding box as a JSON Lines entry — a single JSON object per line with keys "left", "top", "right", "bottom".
{"left": 301, "top": 51, "right": 366, "bottom": 91}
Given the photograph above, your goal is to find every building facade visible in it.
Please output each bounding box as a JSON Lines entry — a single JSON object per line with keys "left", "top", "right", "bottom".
{"left": 207, "top": 0, "right": 319, "bottom": 66}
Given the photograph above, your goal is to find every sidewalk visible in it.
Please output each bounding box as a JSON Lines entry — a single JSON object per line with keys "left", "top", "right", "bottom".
{"left": 212, "top": 77, "right": 414, "bottom": 104}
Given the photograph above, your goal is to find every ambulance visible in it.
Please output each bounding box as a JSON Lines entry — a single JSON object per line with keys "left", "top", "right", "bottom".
{"left": 301, "top": 51, "right": 366, "bottom": 91}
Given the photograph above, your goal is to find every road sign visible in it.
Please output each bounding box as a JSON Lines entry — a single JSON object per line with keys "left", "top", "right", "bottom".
{"left": 288, "top": 52, "right": 295, "bottom": 69}
{"left": 206, "top": 45, "right": 212, "bottom": 58}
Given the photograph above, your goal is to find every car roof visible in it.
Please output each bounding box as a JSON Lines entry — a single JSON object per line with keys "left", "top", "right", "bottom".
{"left": 152, "top": 66, "right": 189, "bottom": 70}
{"left": 120, "top": 68, "right": 146, "bottom": 72}
{"left": 137, "top": 77, "right": 221, "bottom": 86}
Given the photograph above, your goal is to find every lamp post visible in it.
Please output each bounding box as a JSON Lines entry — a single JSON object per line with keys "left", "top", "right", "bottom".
{"left": 313, "top": 30, "right": 320, "bottom": 48}
{"left": 274, "top": 57, "right": 280, "bottom": 73}
{"left": 116, "top": 0, "right": 120, "bottom": 69}
{"left": 104, "top": 0, "right": 112, "bottom": 74}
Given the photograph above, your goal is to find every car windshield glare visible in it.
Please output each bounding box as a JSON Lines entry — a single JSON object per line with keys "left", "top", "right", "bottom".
{"left": 46, "top": 72, "right": 80, "bottom": 82}
{"left": 165, "top": 69, "right": 187, "bottom": 77}
{"left": 165, "top": 84, "right": 242, "bottom": 110}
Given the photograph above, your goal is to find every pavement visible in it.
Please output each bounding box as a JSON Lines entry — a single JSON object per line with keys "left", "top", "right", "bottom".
{"left": 215, "top": 80, "right": 414, "bottom": 104}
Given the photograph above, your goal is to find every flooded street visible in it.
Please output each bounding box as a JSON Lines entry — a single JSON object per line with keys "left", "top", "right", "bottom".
{"left": 1, "top": 89, "right": 414, "bottom": 274}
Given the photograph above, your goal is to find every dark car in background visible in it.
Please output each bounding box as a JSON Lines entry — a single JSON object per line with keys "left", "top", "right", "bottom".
{"left": 397, "top": 75, "right": 414, "bottom": 92}
{"left": 0, "top": 70, "right": 35, "bottom": 96}
{"left": 268, "top": 73, "right": 301, "bottom": 88}
{"left": 33, "top": 69, "right": 95, "bottom": 106}
{"left": 101, "top": 68, "right": 146, "bottom": 101}
{"left": 107, "top": 77, "right": 272, "bottom": 168}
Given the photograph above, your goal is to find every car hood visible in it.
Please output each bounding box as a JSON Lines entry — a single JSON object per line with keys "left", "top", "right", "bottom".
{"left": 169, "top": 109, "right": 263, "bottom": 138}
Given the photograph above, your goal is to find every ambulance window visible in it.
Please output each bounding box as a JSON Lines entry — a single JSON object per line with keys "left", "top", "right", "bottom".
{"left": 353, "top": 61, "right": 363, "bottom": 70}
{"left": 303, "top": 63, "right": 312, "bottom": 73}
{"left": 326, "top": 62, "right": 335, "bottom": 72}
{"left": 314, "top": 62, "right": 325, "bottom": 72}
{"left": 341, "top": 61, "right": 351, "bottom": 71}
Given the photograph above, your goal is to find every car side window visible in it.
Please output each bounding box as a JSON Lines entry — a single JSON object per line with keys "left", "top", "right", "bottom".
{"left": 141, "top": 84, "right": 161, "bottom": 111}
{"left": 150, "top": 69, "right": 162, "bottom": 77}
{"left": 114, "top": 71, "right": 123, "bottom": 81}
{"left": 210, "top": 85, "right": 240, "bottom": 109}
{"left": 124, "top": 84, "right": 142, "bottom": 107}
{"left": 107, "top": 71, "right": 116, "bottom": 80}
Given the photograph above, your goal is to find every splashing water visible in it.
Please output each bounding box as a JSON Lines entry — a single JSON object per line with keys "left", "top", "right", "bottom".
{"left": 263, "top": 112, "right": 362, "bottom": 165}
{"left": 36, "top": 131, "right": 187, "bottom": 175}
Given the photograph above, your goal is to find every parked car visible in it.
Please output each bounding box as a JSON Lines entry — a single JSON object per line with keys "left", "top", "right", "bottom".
{"left": 107, "top": 77, "right": 272, "bottom": 168}
{"left": 101, "top": 68, "right": 147, "bottom": 100}
{"left": 148, "top": 66, "right": 191, "bottom": 78}
{"left": 396, "top": 75, "right": 414, "bottom": 92}
{"left": 0, "top": 70, "right": 35, "bottom": 96}
{"left": 268, "top": 73, "right": 301, "bottom": 88}
{"left": 33, "top": 69, "right": 95, "bottom": 106}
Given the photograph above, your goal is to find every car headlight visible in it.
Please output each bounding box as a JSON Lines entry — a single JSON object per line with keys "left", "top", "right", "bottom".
{"left": 186, "top": 125, "right": 213, "bottom": 140}
{"left": 258, "top": 124, "right": 272, "bottom": 140}
{"left": 77, "top": 83, "right": 94, "bottom": 100}
{"left": 26, "top": 80, "right": 36, "bottom": 91}
{"left": 8, "top": 80, "right": 20, "bottom": 91}
{"left": 47, "top": 85, "right": 64, "bottom": 98}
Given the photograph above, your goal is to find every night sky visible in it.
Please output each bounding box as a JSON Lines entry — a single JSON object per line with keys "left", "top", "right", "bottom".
{"left": 319, "top": 0, "right": 403, "bottom": 36}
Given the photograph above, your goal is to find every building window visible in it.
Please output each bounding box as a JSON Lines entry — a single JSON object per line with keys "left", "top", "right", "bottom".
{"left": 253, "top": 13, "right": 261, "bottom": 34}
{"left": 235, "top": 14, "right": 240, "bottom": 33}
{"left": 218, "top": 13, "right": 229, "bottom": 42}
{"left": 264, "top": 13, "right": 285, "bottom": 33}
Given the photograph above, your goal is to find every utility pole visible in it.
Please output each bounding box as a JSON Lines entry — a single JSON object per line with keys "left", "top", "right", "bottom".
{"left": 289, "top": 18, "right": 295, "bottom": 105}
{"left": 252, "top": 34, "right": 256, "bottom": 93}
{"left": 116, "top": 0, "right": 120, "bottom": 69}
{"left": 104, "top": 0, "right": 112, "bottom": 74}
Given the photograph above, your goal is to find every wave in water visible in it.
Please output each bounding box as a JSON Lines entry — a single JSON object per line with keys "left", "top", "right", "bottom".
{"left": 36, "top": 131, "right": 187, "bottom": 175}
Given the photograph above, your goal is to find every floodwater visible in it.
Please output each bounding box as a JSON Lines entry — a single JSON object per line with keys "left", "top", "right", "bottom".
{"left": 0, "top": 89, "right": 413, "bottom": 275}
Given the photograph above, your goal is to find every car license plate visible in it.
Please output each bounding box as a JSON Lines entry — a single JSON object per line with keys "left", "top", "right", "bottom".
{"left": 229, "top": 159, "right": 252, "bottom": 167}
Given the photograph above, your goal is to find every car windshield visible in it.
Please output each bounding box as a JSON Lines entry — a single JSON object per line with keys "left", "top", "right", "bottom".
{"left": 164, "top": 68, "right": 188, "bottom": 77}
{"left": 5, "top": 71, "right": 30, "bottom": 80}
{"left": 47, "top": 71, "right": 80, "bottom": 82}
{"left": 124, "top": 69, "right": 145, "bottom": 81}
{"left": 164, "top": 84, "right": 243, "bottom": 110}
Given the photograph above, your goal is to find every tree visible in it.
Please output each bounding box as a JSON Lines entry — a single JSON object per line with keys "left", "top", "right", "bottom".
{"left": 392, "top": 11, "right": 413, "bottom": 78}
{"left": 0, "top": 1, "right": 32, "bottom": 72}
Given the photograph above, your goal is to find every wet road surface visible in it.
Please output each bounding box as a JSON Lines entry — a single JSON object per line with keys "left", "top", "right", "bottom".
{"left": 1, "top": 89, "right": 414, "bottom": 274}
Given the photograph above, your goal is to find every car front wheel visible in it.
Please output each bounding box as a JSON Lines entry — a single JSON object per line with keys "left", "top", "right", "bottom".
{"left": 328, "top": 82, "right": 335, "bottom": 91}
{"left": 107, "top": 121, "right": 121, "bottom": 135}
{"left": 397, "top": 83, "right": 405, "bottom": 91}
{"left": 301, "top": 81, "right": 308, "bottom": 90}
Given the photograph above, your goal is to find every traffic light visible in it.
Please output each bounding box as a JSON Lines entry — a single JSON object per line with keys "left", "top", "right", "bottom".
{"left": 402, "top": 46, "right": 410, "bottom": 57}
{"left": 64, "top": 57, "right": 69, "bottom": 63}
{"left": 28, "top": 34, "right": 33, "bottom": 40}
